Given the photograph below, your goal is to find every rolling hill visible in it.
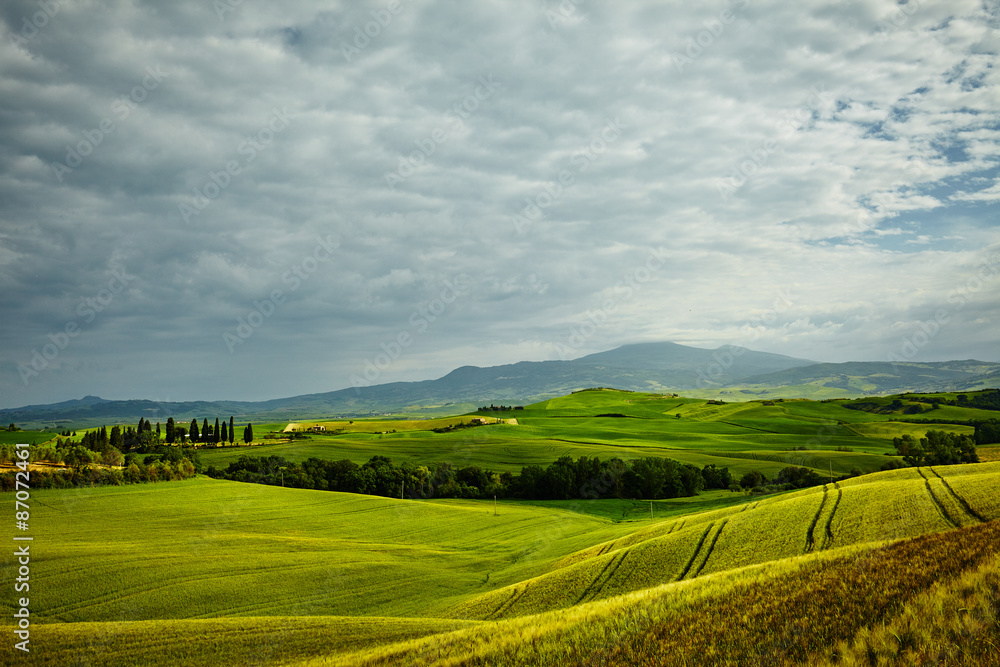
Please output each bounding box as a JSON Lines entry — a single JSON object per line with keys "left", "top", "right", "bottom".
{"left": 3, "top": 342, "right": 997, "bottom": 428}
{"left": 8, "top": 461, "right": 999, "bottom": 666}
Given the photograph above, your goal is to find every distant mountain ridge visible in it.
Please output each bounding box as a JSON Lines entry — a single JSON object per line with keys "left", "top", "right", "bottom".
{"left": 2, "top": 342, "right": 998, "bottom": 428}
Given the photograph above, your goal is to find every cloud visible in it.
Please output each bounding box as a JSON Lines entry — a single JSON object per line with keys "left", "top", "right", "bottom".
{"left": 0, "top": 0, "right": 998, "bottom": 406}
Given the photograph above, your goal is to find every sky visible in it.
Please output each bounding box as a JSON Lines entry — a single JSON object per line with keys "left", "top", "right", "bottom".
{"left": 1, "top": 0, "right": 999, "bottom": 408}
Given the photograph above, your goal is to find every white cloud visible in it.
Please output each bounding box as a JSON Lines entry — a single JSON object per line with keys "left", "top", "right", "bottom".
{"left": 0, "top": 0, "right": 998, "bottom": 405}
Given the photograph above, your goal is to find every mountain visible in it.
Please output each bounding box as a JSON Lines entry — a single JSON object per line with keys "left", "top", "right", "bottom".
{"left": 2, "top": 342, "right": 997, "bottom": 428}
{"left": 734, "top": 360, "right": 1000, "bottom": 395}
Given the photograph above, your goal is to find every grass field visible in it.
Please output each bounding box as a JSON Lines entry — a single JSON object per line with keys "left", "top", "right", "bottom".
{"left": 4, "top": 458, "right": 998, "bottom": 666}
{"left": 4, "top": 388, "right": 999, "bottom": 666}
{"left": 331, "top": 519, "right": 1000, "bottom": 667}
{"left": 0, "top": 430, "right": 56, "bottom": 445}
{"left": 196, "top": 389, "right": 974, "bottom": 479}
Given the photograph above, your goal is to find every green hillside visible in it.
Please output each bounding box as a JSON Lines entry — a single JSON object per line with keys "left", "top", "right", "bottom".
{"left": 4, "top": 387, "right": 999, "bottom": 666}
{"left": 7, "top": 461, "right": 998, "bottom": 666}
{"left": 322, "top": 518, "right": 1000, "bottom": 667}
{"left": 449, "top": 462, "right": 1000, "bottom": 619}
{"left": 197, "top": 389, "right": 992, "bottom": 480}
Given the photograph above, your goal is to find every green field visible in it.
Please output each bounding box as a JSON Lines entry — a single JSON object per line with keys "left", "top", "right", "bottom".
{"left": 197, "top": 389, "right": 998, "bottom": 482}
{"left": 5, "top": 460, "right": 999, "bottom": 666}
{"left": 4, "top": 388, "right": 999, "bottom": 666}
{"left": 0, "top": 431, "right": 56, "bottom": 445}
{"left": 199, "top": 390, "right": 955, "bottom": 478}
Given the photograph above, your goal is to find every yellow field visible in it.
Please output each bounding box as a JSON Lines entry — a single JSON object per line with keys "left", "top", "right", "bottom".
{"left": 447, "top": 462, "right": 1000, "bottom": 620}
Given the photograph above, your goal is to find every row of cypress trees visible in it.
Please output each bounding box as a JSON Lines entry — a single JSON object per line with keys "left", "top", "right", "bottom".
{"left": 163, "top": 416, "right": 252, "bottom": 445}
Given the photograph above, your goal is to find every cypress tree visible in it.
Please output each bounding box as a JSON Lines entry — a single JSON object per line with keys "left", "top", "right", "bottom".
{"left": 229, "top": 416, "right": 234, "bottom": 444}
{"left": 202, "top": 418, "right": 209, "bottom": 443}
{"left": 166, "top": 417, "right": 175, "bottom": 444}
{"left": 110, "top": 426, "right": 123, "bottom": 451}
{"left": 190, "top": 418, "right": 199, "bottom": 442}
{"left": 220, "top": 421, "right": 228, "bottom": 444}
{"left": 214, "top": 418, "right": 221, "bottom": 444}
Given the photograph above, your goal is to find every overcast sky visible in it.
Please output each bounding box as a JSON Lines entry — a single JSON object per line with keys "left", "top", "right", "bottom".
{"left": 1, "top": 0, "right": 998, "bottom": 407}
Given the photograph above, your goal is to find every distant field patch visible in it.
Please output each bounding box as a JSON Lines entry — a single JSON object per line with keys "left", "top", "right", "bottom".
{"left": 845, "top": 421, "right": 975, "bottom": 439}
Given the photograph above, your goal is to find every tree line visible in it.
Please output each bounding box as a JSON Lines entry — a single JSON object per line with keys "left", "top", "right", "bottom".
{"left": 892, "top": 430, "right": 979, "bottom": 466}
{"left": 208, "top": 454, "right": 733, "bottom": 500}
{"left": 0, "top": 414, "right": 253, "bottom": 492}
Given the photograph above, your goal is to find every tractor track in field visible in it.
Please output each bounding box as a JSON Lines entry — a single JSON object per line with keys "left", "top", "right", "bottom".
{"left": 574, "top": 554, "right": 619, "bottom": 605}
{"left": 488, "top": 586, "right": 525, "bottom": 620}
{"left": 917, "top": 468, "right": 961, "bottom": 529}
{"left": 805, "top": 485, "right": 829, "bottom": 553}
{"left": 677, "top": 523, "right": 714, "bottom": 581}
{"left": 821, "top": 483, "right": 842, "bottom": 550}
{"left": 928, "top": 467, "right": 987, "bottom": 523}
{"left": 718, "top": 421, "right": 780, "bottom": 434}
{"left": 693, "top": 519, "right": 728, "bottom": 577}
{"left": 594, "top": 543, "right": 613, "bottom": 557}
{"left": 576, "top": 551, "right": 629, "bottom": 605}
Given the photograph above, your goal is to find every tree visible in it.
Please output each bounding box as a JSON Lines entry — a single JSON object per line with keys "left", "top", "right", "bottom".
{"left": 124, "top": 462, "right": 143, "bottom": 484}
{"left": 109, "top": 425, "right": 124, "bottom": 452}
{"left": 702, "top": 464, "right": 733, "bottom": 490}
{"left": 102, "top": 448, "right": 124, "bottom": 467}
{"left": 166, "top": 417, "right": 175, "bottom": 444}
{"left": 739, "top": 470, "right": 766, "bottom": 489}
{"left": 189, "top": 419, "right": 199, "bottom": 442}
{"left": 542, "top": 456, "right": 577, "bottom": 499}
{"left": 975, "top": 419, "right": 1000, "bottom": 446}
{"left": 220, "top": 421, "right": 228, "bottom": 444}
{"left": 244, "top": 423, "right": 253, "bottom": 444}
{"left": 214, "top": 418, "right": 221, "bottom": 444}
{"left": 64, "top": 446, "right": 94, "bottom": 472}
{"left": 624, "top": 457, "right": 678, "bottom": 499}
{"left": 155, "top": 422, "right": 161, "bottom": 441}
{"left": 893, "top": 430, "right": 978, "bottom": 466}
{"left": 202, "top": 418, "right": 210, "bottom": 443}
{"left": 229, "top": 417, "right": 235, "bottom": 444}
{"left": 892, "top": 434, "right": 922, "bottom": 465}
{"left": 775, "top": 466, "right": 824, "bottom": 489}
